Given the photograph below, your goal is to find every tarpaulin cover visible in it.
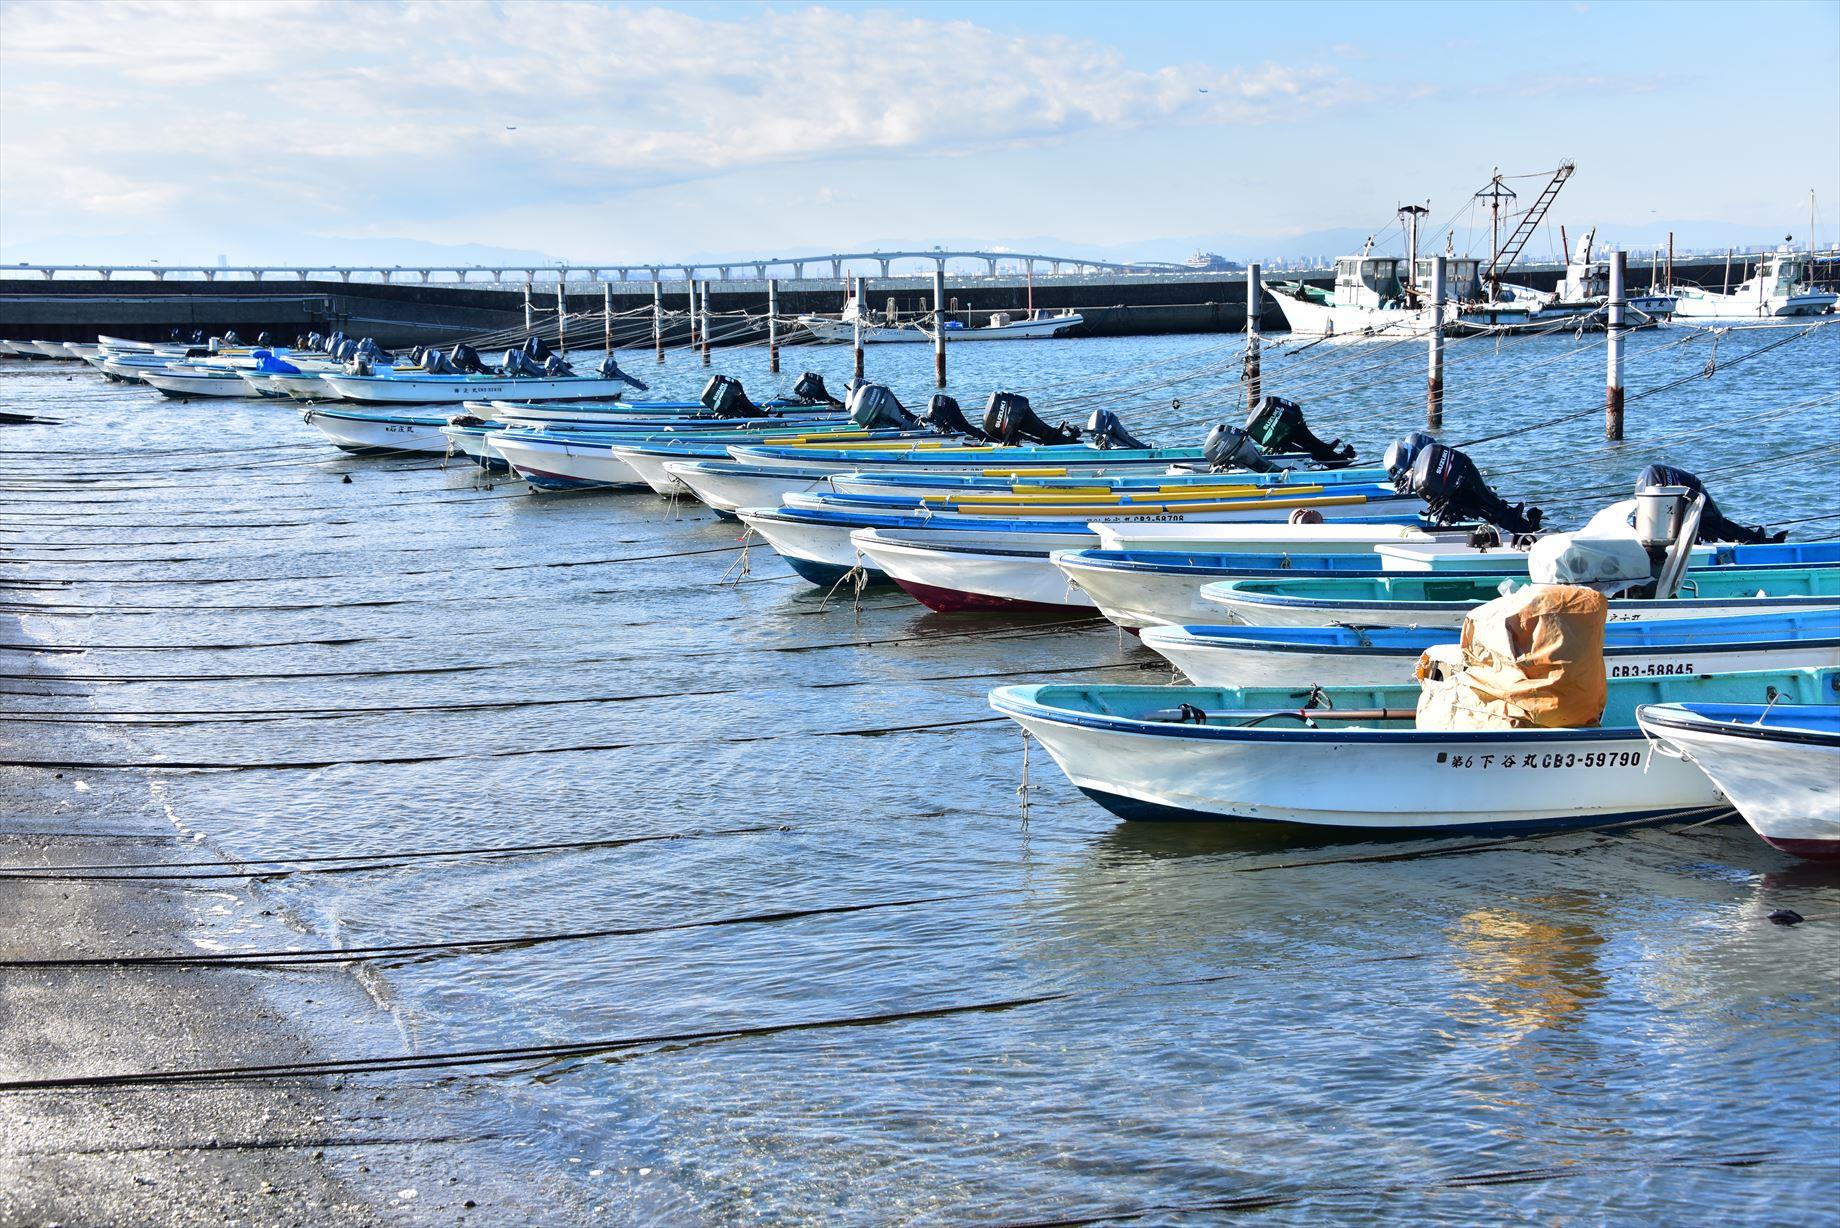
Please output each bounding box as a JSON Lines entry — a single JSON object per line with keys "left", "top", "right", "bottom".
{"left": 1415, "top": 583, "right": 1609, "bottom": 730}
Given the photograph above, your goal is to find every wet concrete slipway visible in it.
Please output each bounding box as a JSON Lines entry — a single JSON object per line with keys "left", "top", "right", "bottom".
{"left": 1, "top": 323, "right": 1837, "bottom": 1225}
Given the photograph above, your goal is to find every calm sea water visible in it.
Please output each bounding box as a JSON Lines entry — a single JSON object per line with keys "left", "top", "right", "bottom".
{"left": 4, "top": 323, "right": 1837, "bottom": 1223}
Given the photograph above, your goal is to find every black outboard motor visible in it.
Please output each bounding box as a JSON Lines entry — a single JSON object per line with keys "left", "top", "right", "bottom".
{"left": 422, "top": 348, "right": 459, "bottom": 374}
{"left": 346, "top": 354, "right": 374, "bottom": 377}
{"left": 700, "top": 375, "right": 767, "bottom": 418}
{"left": 984, "top": 392, "right": 1078, "bottom": 445}
{"left": 449, "top": 343, "right": 488, "bottom": 374}
{"left": 1244, "top": 396, "right": 1355, "bottom": 466}
{"left": 306, "top": 331, "right": 324, "bottom": 351}
{"left": 256, "top": 331, "right": 272, "bottom": 348}
{"left": 190, "top": 329, "right": 206, "bottom": 344}
{"left": 222, "top": 330, "right": 243, "bottom": 346}
{"left": 1085, "top": 409, "right": 1149, "bottom": 451}
{"left": 919, "top": 393, "right": 987, "bottom": 439}
{"left": 501, "top": 348, "right": 546, "bottom": 377}
{"left": 1410, "top": 443, "right": 1542, "bottom": 534}
{"left": 523, "top": 335, "right": 552, "bottom": 361}
{"left": 541, "top": 353, "right": 573, "bottom": 376}
{"left": 597, "top": 355, "right": 648, "bottom": 390}
{"left": 1203, "top": 424, "right": 1278, "bottom": 473}
{"left": 1635, "top": 464, "right": 1785, "bottom": 544}
{"left": 848, "top": 382, "right": 919, "bottom": 431}
{"left": 791, "top": 372, "right": 843, "bottom": 407}
{"left": 1384, "top": 430, "right": 1437, "bottom": 488}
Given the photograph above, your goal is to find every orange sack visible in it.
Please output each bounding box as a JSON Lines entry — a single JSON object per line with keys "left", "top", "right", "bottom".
{"left": 1415, "top": 583, "right": 1609, "bottom": 730}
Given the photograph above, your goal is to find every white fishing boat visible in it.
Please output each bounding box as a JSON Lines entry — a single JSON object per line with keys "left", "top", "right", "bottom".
{"left": 1146, "top": 610, "right": 1840, "bottom": 689}
{"left": 317, "top": 371, "right": 645, "bottom": 406}
{"left": 850, "top": 527, "right": 1099, "bottom": 613}
{"left": 21, "top": 339, "right": 82, "bottom": 359}
{"left": 663, "top": 459, "right": 840, "bottom": 515}
{"left": 797, "top": 295, "right": 1082, "bottom": 343}
{"left": 1201, "top": 565, "right": 1840, "bottom": 627}
{"left": 1637, "top": 703, "right": 1840, "bottom": 859}
{"left": 1671, "top": 247, "right": 1836, "bottom": 318}
{"left": 991, "top": 668, "right": 1838, "bottom": 832}
{"left": 1090, "top": 522, "right": 1451, "bottom": 553}
{"left": 139, "top": 365, "right": 267, "bottom": 399}
{"left": 1455, "top": 229, "right": 1677, "bottom": 333}
{"left": 301, "top": 407, "right": 455, "bottom": 453}
{"left": 484, "top": 431, "right": 649, "bottom": 489}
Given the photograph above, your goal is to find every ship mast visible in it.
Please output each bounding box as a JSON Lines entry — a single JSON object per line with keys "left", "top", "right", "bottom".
{"left": 1399, "top": 203, "right": 1430, "bottom": 306}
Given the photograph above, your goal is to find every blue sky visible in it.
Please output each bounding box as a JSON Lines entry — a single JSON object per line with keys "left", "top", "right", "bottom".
{"left": 1, "top": 0, "right": 1834, "bottom": 265}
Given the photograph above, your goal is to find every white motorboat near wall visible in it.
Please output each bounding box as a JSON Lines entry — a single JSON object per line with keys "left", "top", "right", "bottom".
{"left": 798, "top": 294, "right": 1083, "bottom": 343}
{"left": 849, "top": 528, "right": 1100, "bottom": 612}
{"left": 139, "top": 365, "right": 267, "bottom": 399}
{"left": 663, "top": 459, "right": 838, "bottom": 515}
{"left": 1671, "top": 247, "right": 1837, "bottom": 318}
{"left": 1637, "top": 703, "right": 1840, "bottom": 860}
{"left": 317, "top": 372, "right": 647, "bottom": 406}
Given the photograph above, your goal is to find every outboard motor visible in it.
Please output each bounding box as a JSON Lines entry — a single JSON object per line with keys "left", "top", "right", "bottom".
{"left": 422, "top": 348, "right": 460, "bottom": 374}
{"left": 541, "top": 353, "right": 573, "bottom": 376}
{"left": 523, "top": 335, "right": 552, "bottom": 361}
{"left": 848, "top": 382, "right": 919, "bottom": 431}
{"left": 306, "top": 331, "right": 325, "bottom": 351}
{"left": 500, "top": 348, "right": 546, "bottom": 377}
{"left": 1202, "top": 424, "right": 1277, "bottom": 473}
{"left": 1085, "top": 409, "right": 1149, "bottom": 451}
{"left": 597, "top": 355, "right": 648, "bottom": 390}
{"left": 700, "top": 375, "right": 766, "bottom": 418}
{"left": 1410, "top": 443, "right": 1543, "bottom": 534}
{"left": 1384, "top": 430, "right": 1437, "bottom": 487}
{"left": 190, "top": 329, "right": 206, "bottom": 345}
{"left": 791, "top": 371, "right": 843, "bottom": 407}
{"left": 345, "top": 354, "right": 374, "bottom": 377}
{"left": 919, "top": 393, "right": 986, "bottom": 440}
{"left": 256, "top": 331, "right": 272, "bottom": 348}
{"left": 222, "top": 330, "right": 243, "bottom": 346}
{"left": 1244, "top": 396, "right": 1355, "bottom": 466}
{"left": 983, "top": 392, "right": 1078, "bottom": 445}
{"left": 449, "top": 344, "right": 488, "bottom": 374}
{"left": 1634, "top": 464, "right": 1784, "bottom": 544}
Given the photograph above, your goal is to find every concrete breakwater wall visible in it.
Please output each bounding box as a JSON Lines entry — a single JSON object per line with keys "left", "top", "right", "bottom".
{"left": 0, "top": 255, "right": 1791, "bottom": 347}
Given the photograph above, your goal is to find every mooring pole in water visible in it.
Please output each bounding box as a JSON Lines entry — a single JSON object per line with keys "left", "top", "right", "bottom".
{"left": 602, "top": 282, "right": 612, "bottom": 354}
{"left": 767, "top": 277, "right": 780, "bottom": 374}
{"left": 1666, "top": 231, "right": 1675, "bottom": 292}
{"left": 1723, "top": 248, "right": 1732, "bottom": 295}
{"left": 852, "top": 275, "right": 865, "bottom": 379}
{"left": 699, "top": 280, "right": 711, "bottom": 366}
{"left": 523, "top": 281, "right": 533, "bottom": 336}
{"left": 1606, "top": 250, "right": 1626, "bottom": 441}
{"left": 556, "top": 278, "right": 566, "bottom": 357}
{"left": 687, "top": 279, "right": 698, "bottom": 350}
{"left": 1427, "top": 254, "right": 1447, "bottom": 431}
{"left": 1245, "top": 262, "right": 1262, "bottom": 411}
{"left": 652, "top": 281, "right": 664, "bottom": 363}
{"left": 932, "top": 268, "right": 947, "bottom": 388}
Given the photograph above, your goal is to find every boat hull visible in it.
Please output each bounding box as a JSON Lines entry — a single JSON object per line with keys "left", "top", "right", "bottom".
{"left": 488, "top": 433, "right": 647, "bottom": 489}
{"left": 140, "top": 369, "right": 266, "bottom": 398}
{"left": 318, "top": 374, "right": 641, "bottom": 405}
{"left": 1638, "top": 706, "right": 1840, "bottom": 858}
{"left": 1145, "top": 624, "right": 1840, "bottom": 688}
{"left": 302, "top": 409, "right": 452, "bottom": 454}
{"left": 664, "top": 461, "right": 834, "bottom": 514}
{"left": 849, "top": 529, "right": 1096, "bottom": 613}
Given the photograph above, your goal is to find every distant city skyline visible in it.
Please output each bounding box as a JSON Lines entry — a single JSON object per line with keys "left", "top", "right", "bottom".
{"left": 2, "top": 0, "right": 1835, "bottom": 265}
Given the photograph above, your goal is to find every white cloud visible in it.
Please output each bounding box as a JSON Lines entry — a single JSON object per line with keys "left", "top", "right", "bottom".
{"left": 0, "top": 0, "right": 1361, "bottom": 249}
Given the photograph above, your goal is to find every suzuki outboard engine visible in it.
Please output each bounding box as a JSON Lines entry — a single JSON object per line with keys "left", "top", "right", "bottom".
{"left": 1384, "top": 430, "right": 1436, "bottom": 486}
{"left": 1244, "top": 396, "right": 1354, "bottom": 466}
{"left": 700, "top": 375, "right": 766, "bottom": 418}
{"left": 541, "top": 353, "right": 573, "bottom": 376}
{"left": 983, "top": 392, "right": 1078, "bottom": 445}
{"left": 919, "top": 393, "right": 986, "bottom": 439}
{"left": 1085, "top": 409, "right": 1149, "bottom": 451}
{"left": 847, "top": 382, "right": 919, "bottom": 431}
{"left": 449, "top": 344, "right": 488, "bottom": 374}
{"left": 597, "top": 356, "right": 648, "bottom": 390}
{"left": 1203, "top": 424, "right": 1278, "bottom": 473}
{"left": 1634, "top": 465, "right": 1784, "bottom": 544}
{"left": 1410, "top": 443, "right": 1543, "bottom": 534}
{"left": 523, "top": 335, "right": 552, "bottom": 361}
{"left": 422, "top": 348, "right": 459, "bottom": 374}
{"left": 792, "top": 372, "right": 843, "bottom": 407}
